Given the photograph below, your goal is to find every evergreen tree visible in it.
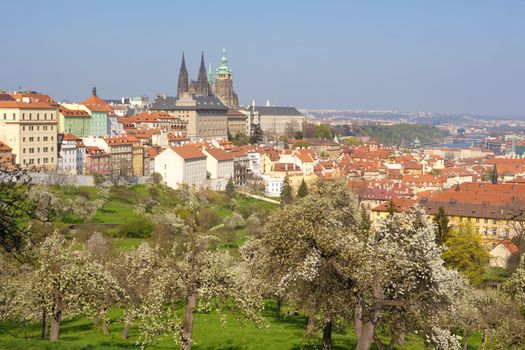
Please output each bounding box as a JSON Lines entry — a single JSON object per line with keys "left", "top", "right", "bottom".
{"left": 280, "top": 175, "right": 293, "bottom": 205}
{"left": 297, "top": 179, "right": 308, "bottom": 198}
{"left": 225, "top": 178, "right": 235, "bottom": 200}
{"left": 249, "top": 123, "right": 263, "bottom": 144}
{"left": 433, "top": 206, "right": 451, "bottom": 245}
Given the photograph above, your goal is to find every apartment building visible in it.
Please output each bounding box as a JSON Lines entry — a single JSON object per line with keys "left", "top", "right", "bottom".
{"left": 57, "top": 133, "right": 85, "bottom": 174}
{"left": 203, "top": 147, "right": 234, "bottom": 190}
{"left": 155, "top": 145, "right": 207, "bottom": 189}
{"left": 0, "top": 94, "right": 58, "bottom": 169}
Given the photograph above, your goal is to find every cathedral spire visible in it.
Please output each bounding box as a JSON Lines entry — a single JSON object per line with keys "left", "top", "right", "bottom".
{"left": 177, "top": 52, "right": 189, "bottom": 97}
{"left": 196, "top": 51, "right": 210, "bottom": 96}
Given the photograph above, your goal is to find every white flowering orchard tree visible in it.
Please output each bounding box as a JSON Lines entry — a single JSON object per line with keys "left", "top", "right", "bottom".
{"left": 11, "top": 232, "right": 122, "bottom": 341}
{"left": 350, "top": 208, "right": 462, "bottom": 350}
{"left": 249, "top": 179, "right": 463, "bottom": 350}
{"left": 245, "top": 180, "right": 361, "bottom": 350}
{"left": 138, "top": 229, "right": 264, "bottom": 350}
{"left": 109, "top": 242, "right": 161, "bottom": 339}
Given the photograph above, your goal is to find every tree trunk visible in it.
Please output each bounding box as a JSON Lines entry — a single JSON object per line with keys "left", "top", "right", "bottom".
{"left": 102, "top": 320, "right": 110, "bottom": 335}
{"left": 275, "top": 297, "right": 282, "bottom": 317}
{"left": 356, "top": 320, "right": 376, "bottom": 350}
{"left": 322, "top": 319, "right": 332, "bottom": 350}
{"left": 50, "top": 311, "right": 61, "bottom": 342}
{"left": 41, "top": 308, "right": 47, "bottom": 340}
{"left": 354, "top": 302, "right": 363, "bottom": 341}
{"left": 181, "top": 290, "right": 197, "bottom": 350}
{"left": 307, "top": 314, "right": 316, "bottom": 335}
{"left": 463, "top": 333, "right": 469, "bottom": 350}
{"left": 122, "top": 324, "right": 130, "bottom": 339}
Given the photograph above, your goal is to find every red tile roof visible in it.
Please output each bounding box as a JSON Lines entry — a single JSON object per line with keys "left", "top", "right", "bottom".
{"left": 0, "top": 101, "right": 56, "bottom": 109}
{"left": 59, "top": 105, "right": 90, "bottom": 117}
{"left": 82, "top": 95, "right": 114, "bottom": 113}
{"left": 204, "top": 148, "right": 234, "bottom": 161}
{"left": 62, "top": 133, "right": 81, "bottom": 141}
{"left": 0, "top": 141, "right": 12, "bottom": 152}
{"left": 172, "top": 145, "right": 206, "bottom": 160}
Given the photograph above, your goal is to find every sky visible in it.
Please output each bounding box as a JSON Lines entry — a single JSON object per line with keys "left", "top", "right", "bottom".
{"left": 1, "top": 0, "right": 524, "bottom": 116}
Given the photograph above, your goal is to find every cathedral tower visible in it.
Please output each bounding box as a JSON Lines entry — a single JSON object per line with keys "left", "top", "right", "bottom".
{"left": 177, "top": 53, "right": 189, "bottom": 97}
{"left": 214, "top": 48, "right": 238, "bottom": 107}
{"left": 195, "top": 52, "right": 211, "bottom": 96}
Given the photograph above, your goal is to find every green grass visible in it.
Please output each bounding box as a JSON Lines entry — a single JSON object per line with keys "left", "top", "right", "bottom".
{"left": 483, "top": 266, "right": 510, "bottom": 282}
{"left": 0, "top": 306, "right": 431, "bottom": 350}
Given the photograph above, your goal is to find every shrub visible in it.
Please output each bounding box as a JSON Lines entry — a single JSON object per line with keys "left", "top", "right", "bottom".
{"left": 118, "top": 218, "right": 154, "bottom": 238}
{"left": 197, "top": 207, "right": 221, "bottom": 230}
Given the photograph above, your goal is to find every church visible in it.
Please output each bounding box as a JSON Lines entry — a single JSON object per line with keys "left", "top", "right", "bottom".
{"left": 176, "top": 50, "right": 238, "bottom": 108}
{"left": 151, "top": 50, "right": 244, "bottom": 140}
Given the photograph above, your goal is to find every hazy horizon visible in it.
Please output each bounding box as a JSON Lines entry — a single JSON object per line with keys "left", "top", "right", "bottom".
{"left": 2, "top": 0, "right": 524, "bottom": 116}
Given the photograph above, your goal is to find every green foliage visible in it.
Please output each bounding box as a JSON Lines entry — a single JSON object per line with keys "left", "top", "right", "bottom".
{"left": 250, "top": 123, "right": 263, "bottom": 144}
{"left": 433, "top": 206, "right": 451, "bottom": 245}
{"left": 117, "top": 218, "right": 154, "bottom": 238}
{"left": 280, "top": 175, "right": 293, "bottom": 205}
{"left": 297, "top": 179, "right": 308, "bottom": 198}
{"left": 232, "top": 131, "right": 250, "bottom": 146}
{"left": 442, "top": 222, "right": 489, "bottom": 285}
{"left": 225, "top": 178, "right": 235, "bottom": 200}
{"left": 292, "top": 140, "right": 311, "bottom": 149}
{"left": 93, "top": 173, "right": 105, "bottom": 186}
{"left": 342, "top": 136, "right": 362, "bottom": 146}
{"left": 352, "top": 124, "right": 449, "bottom": 145}
{"left": 150, "top": 172, "right": 163, "bottom": 185}
{"left": 314, "top": 124, "right": 333, "bottom": 139}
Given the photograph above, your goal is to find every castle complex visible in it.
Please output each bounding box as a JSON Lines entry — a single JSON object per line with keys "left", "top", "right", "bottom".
{"left": 176, "top": 49, "right": 238, "bottom": 107}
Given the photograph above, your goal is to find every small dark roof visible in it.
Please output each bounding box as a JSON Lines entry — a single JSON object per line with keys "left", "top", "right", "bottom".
{"left": 0, "top": 93, "right": 15, "bottom": 101}
{"left": 254, "top": 106, "right": 302, "bottom": 116}
{"left": 151, "top": 95, "right": 227, "bottom": 112}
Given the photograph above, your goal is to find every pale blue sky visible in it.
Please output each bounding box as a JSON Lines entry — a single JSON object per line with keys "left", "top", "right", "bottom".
{"left": 2, "top": 0, "right": 524, "bottom": 115}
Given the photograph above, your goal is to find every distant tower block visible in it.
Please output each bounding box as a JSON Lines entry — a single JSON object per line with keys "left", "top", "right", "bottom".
{"left": 214, "top": 48, "right": 239, "bottom": 107}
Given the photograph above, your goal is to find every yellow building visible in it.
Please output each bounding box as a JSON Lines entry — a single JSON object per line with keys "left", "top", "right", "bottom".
{"left": 0, "top": 94, "right": 59, "bottom": 169}
{"left": 371, "top": 196, "right": 518, "bottom": 249}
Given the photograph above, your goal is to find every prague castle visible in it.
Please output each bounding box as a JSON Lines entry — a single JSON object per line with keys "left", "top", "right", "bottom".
{"left": 176, "top": 49, "right": 238, "bottom": 108}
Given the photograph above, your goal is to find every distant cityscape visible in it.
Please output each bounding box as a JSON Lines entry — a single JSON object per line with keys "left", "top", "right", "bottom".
{"left": 2, "top": 47, "right": 525, "bottom": 274}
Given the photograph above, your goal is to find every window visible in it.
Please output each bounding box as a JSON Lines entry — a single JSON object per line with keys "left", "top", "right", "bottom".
{"left": 37, "top": 113, "right": 40, "bottom": 120}
{"left": 492, "top": 228, "right": 497, "bottom": 236}
{"left": 476, "top": 218, "right": 480, "bottom": 223}
{"left": 492, "top": 219, "right": 497, "bottom": 225}
{"left": 29, "top": 137, "right": 34, "bottom": 142}
{"left": 3, "top": 113, "right": 5, "bottom": 120}
{"left": 484, "top": 218, "right": 488, "bottom": 224}
{"left": 12, "top": 113, "right": 16, "bottom": 120}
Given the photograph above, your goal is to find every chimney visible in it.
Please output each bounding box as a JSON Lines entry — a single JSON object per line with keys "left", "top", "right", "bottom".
{"left": 266, "top": 98, "right": 270, "bottom": 107}
{"left": 92, "top": 87, "right": 97, "bottom": 96}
